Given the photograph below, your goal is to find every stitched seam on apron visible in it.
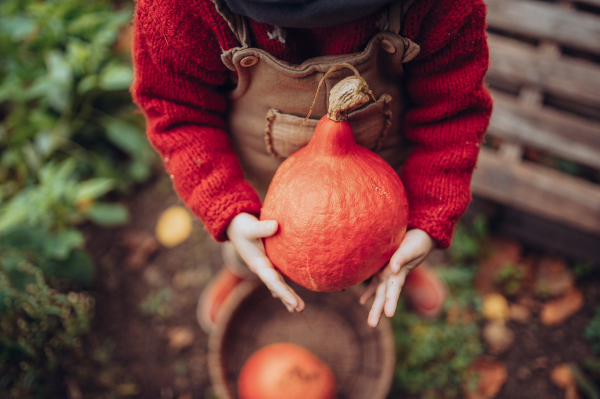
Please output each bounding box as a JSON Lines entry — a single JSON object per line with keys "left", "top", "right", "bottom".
{"left": 264, "top": 109, "right": 286, "bottom": 160}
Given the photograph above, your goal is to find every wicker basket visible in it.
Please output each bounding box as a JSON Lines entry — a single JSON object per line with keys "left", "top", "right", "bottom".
{"left": 208, "top": 278, "right": 396, "bottom": 399}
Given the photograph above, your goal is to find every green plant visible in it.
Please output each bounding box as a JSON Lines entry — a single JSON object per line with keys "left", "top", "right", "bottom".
{"left": 391, "top": 216, "right": 488, "bottom": 398}
{"left": 495, "top": 261, "right": 526, "bottom": 297}
{"left": 0, "top": 258, "right": 93, "bottom": 397}
{"left": 391, "top": 264, "right": 483, "bottom": 398}
{"left": 573, "top": 261, "right": 595, "bottom": 280}
{"left": 140, "top": 288, "right": 174, "bottom": 319}
{"left": 0, "top": 0, "right": 156, "bottom": 396}
{"left": 0, "top": 0, "right": 153, "bottom": 193}
{"left": 586, "top": 307, "right": 600, "bottom": 353}
{"left": 448, "top": 215, "right": 488, "bottom": 264}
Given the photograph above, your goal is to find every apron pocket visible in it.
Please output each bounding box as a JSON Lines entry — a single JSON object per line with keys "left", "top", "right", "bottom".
{"left": 264, "top": 94, "right": 393, "bottom": 159}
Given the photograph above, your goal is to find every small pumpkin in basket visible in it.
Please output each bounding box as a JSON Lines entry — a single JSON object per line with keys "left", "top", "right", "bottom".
{"left": 237, "top": 343, "right": 336, "bottom": 399}
{"left": 261, "top": 64, "right": 409, "bottom": 292}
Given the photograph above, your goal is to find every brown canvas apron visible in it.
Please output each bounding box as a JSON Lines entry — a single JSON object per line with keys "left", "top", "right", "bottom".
{"left": 210, "top": 0, "right": 420, "bottom": 273}
{"left": 213, "top": 0, "right": 420, "bottom": 196}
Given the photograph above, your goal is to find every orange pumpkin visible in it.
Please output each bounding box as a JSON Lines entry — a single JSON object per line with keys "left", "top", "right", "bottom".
{"left": 237, "top": 343, "right": 336, "bottom": 399}
{"left": 261, "top": 68, "right": 409, "bottom": 292}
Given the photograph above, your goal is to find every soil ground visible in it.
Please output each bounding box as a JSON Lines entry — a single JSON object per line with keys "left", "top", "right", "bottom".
{"left": 84, "top": 174, "right": 600, "bottom": 399}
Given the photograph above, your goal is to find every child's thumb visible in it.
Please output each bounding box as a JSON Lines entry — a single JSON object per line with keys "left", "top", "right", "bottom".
{"left": 254, "top": 220, "right": 278, "bottom": 238}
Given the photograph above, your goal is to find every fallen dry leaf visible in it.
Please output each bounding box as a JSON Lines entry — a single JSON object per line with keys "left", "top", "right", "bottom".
{"left": 483, "top": 293, "right": 511, "bottom": 323}
{"left": 167, "top": 327, "right": 195, "bottom": 351}
{"left": 517, "top": 295, "right": 542, "bottom": 313}
{"left": 510, "top": 303, "right": 531, "bottom": 324}
{"left": 532, "top": 357, "right": 549, "bottom": 370}
{"left": 566, "top": 385, "right": 581, "bottom": 399}
{"left": 66, "top": 378, "right": 82, "bottom": 399}
{"left": 115, "top": 383, "right": 140, "bottom": 396}
{"left": 143, "top": 265, "right": 166, "bottom": 287}
{"left": 155, "top": 205, "right": 193, "bottom": 248}
{"left": 172, "top": 268, "right": 212, "bottom": 290}
{"left": 551, "top": 364, "right": 581, "bottom": 399}
{"left": 122, "top": 230, "right": 158, "bottom": 270}
{"left": 483, "top": 322, "right": 515, "bottom": 355}
{"left": 467, "top": 359, "right": 508, "bottom": 399}
{"left": 551, "top": 364, "right": 574, "bottom": 389}
{"left": 516, "top": 366, "right": 532, "bottom": 381}
{"left": 534, "top": 255, "right": 574, "bottom": 298}
{"left": 540, "top": 288, "right": 584, "bottom": 326}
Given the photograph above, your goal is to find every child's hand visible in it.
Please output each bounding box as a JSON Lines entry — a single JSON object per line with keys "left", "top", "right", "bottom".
{"left": 359, "top": 229, "right": 436, "bottom": 328}
{"left": 227, "top": 212, "right": 305, "bottom": 313}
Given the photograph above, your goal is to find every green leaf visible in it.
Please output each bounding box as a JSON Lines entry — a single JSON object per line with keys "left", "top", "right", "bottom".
{"left": 45, "top": 250, "right": 94, "bottom": 285}
{"left": 104, "top": 118, "right": 145, "bottom": 156}
{"left": 99, "top": 63, "right": 132, "bottom": 91}
{"left": 66, "top": 38, "right": 92, "bottom": 75}
{"left": 45, "top": 50, "right": 74, "bottom": 112}
{"left": 86, "top": 202, "right": 129, "bottom": 226}
{"left": 77, "top": 74, "right": 98, "bottom": 94}
{"left": 45, "top": 305, "right": 63, "bottom": 316}
{"left": 67, "top": 11, "right": 111, "bottom": 38}
{"left": 0, "top": 78, "right": 22, "bottom": 103}
{"left": 44, "top": 229, "right": 85, "bottom": 260}
{"left": 0, "top": 226, "right": 47, "bottom": 254}
{"left": 21, "top": 142, "right": 44, "bottom": 172}
{"left": 0, "top": 15, "right": 36, "bottom": 40}
{"left": 75, "top": 178, "right": 114, "bottom": 202}
{"left": 0, "top": 188, "right": 39, "bottom": 233}
{"left": 39, "top": 158, "right": 77, "bottom": 186}
{"left": 7, "top": 269, "right": 36, "bottom": 292}
{"left": 127, "top": 159, "right": 151, "bottom": 183}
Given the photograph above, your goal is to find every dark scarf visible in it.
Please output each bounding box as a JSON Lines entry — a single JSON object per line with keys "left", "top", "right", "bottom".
{"left": 223, "top": 0, "right": 393, "bottom": 28}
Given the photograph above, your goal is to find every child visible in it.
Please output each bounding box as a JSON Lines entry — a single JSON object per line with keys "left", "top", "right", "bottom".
{"left": 131, "top": 0, "right": 493, "bottom": 330}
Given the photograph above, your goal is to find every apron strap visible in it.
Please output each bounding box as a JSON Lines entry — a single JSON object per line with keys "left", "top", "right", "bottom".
{"left": 389, "top": 0, "right": 419, "bottom": 35}
{"left": 211, "top": 0, "right": 251, "bottom": 49}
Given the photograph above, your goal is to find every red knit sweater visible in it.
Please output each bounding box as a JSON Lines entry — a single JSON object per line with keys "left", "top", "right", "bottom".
{"left": 131, "top": 0, "right": 493, "bottom": 248}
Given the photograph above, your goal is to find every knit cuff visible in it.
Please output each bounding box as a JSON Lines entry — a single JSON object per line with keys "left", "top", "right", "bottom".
{"left": 408, "top": 215, "right": 456, "bottom": 249}
{"left": 190, "top": 181, "right": 263, "bottom": 243}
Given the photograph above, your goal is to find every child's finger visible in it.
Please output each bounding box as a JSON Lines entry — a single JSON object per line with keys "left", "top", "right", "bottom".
{"left": 246, "top": 220, "right": 278, "bottom": 239}
{"left": 389, "top": 246, "right": 414, "bottom": 274}
{"left": 256, "top": 267, "right": 301, "bottom": 310}
{"left": 367, "top": 279, "right": 388, "bottom": 328}
{"left": 359, "top": 277, "right": 379, "bottom": 305}
{"left": 292, "top": 293, "right": 306, "bottom": 312}
{"left": 384, "top": 269, "right": 409, "bottom": 317}
{"left": 389, "top": 229, "right": 434, "bottom": 273}
{"left": 389, "top": 242, "right": 419, "bottom": 274}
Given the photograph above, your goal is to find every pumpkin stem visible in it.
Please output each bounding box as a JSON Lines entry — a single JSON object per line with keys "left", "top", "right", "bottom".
{"left": 298, "top": 63, "right": 375, "bottom": 130}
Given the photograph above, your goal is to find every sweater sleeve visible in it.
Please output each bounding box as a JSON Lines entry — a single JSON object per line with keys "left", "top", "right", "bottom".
{"left": 400, "top": 0, "right": 493, "bottom": 248}
{"left": 130, "top": 0, "right": 262, "bottom": 242}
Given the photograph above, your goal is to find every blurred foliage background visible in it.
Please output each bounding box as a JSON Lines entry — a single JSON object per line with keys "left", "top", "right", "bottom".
{"left": 0, "top": 0, "right": 156, "bottom": 397}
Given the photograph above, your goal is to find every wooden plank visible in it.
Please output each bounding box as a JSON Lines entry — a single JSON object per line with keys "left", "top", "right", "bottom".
{"left": 572, "top": 0, "right": 600, "bottom": 8}
{"left": 485, "top": 0, "right": 600, "bottom": 54}
{"left": 487, "top": 89, "right": 600, "bottom": 169}
{"left": 491, "top": 204, "right": 600, "bottom": 265}
{"left": 471, "top": 147, "right": 600, "bottom": 236}
{"left": 487, "top": 34, "right": 600, "bottom": 108}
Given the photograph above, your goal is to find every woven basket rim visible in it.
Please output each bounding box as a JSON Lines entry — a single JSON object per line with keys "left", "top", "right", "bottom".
{"left": 208, "top": 279, "right": 396, "bottom": 399}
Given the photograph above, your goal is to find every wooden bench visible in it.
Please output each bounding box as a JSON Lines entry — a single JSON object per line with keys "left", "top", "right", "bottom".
{"left": 472, "top": 0, "right": 600, "bottom": 240}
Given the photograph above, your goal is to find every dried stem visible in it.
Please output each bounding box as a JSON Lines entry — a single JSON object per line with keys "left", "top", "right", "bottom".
{"left": 298, "top": 63, "right": 375, "bottom": 130}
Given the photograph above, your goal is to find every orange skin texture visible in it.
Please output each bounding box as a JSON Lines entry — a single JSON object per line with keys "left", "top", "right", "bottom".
{"left": 237, "top": 343, "right": 336, "bottom": 399}
{"left": 261, "top": 116, "right": 409, "bottom": 292}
